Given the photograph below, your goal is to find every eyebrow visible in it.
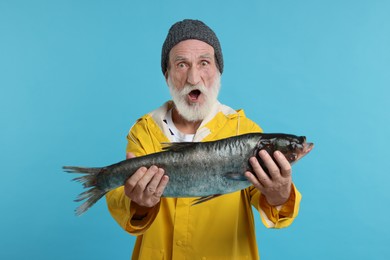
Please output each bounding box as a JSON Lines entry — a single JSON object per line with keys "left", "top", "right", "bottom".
{"left": 173, "top": 56, "right": 187, "bottom": 62}
{"left": 199, "top": 54, "right": 213, "bottom": 59}
{"left": 173, "top": 53, "right": 214, "bottom": 62}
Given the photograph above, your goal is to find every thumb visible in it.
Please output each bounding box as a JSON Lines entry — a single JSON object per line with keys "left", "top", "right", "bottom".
{"left": 126, "top": 152, "right": 136, "bottom": 159}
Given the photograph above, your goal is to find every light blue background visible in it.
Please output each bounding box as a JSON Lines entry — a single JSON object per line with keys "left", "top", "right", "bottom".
{"left": 1, "top": 0, "right": 389, "bottom": 259}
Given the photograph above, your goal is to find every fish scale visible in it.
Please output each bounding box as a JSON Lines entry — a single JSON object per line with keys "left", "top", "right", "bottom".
{"left": 63, "top": 133, "right": 313, "bottom": 216}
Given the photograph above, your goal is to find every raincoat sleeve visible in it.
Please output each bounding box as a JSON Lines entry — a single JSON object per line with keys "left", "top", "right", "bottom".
{"left": 236, "top": 112, "right": 301, "bottom": 228}
{"left": 249, "top": 184, "right": 301, "bottom": 228}
{"left": 105, "top": 119, "right": 161, "bottom": 235}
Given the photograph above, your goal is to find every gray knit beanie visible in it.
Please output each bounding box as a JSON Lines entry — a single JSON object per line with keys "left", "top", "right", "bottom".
{"left": 161, "top": 19, "right": 223, "bottom": 75}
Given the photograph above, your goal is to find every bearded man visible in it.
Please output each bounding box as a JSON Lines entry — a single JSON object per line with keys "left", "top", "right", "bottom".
{"left": 106, "top": 19, "right": 301, "bottom": 259}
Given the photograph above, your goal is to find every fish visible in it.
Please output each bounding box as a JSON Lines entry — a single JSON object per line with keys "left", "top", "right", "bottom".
{"left": 63, "top": 133, "right": 314, "bottom": 216}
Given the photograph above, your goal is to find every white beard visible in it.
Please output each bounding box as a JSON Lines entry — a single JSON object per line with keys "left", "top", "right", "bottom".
{"left": 167, "top": 75, "right": 221, "bottom": 122}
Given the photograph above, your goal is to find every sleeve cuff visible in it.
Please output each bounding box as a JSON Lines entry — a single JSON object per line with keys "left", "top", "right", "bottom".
{"left": 106, "top": 187, "right": 160, "bottom": 235}
{"left": 125, "top": 201, "right": 161, "bottom": 235}
{"left": 258, "top": 184, "right": 301, "bottom": 228}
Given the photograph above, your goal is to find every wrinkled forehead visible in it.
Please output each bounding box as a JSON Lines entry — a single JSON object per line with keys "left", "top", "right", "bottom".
{"left": 168, "top": 39, "right": 215, "bottom": 62}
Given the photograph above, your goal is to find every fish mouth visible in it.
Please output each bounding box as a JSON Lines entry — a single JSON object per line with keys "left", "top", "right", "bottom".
{"left": 294, "top": 141, "right": 314, "bottom": 163}
{"left": 188, "top": 89, "right": 201, "bottom": 102}
{"left": 303, "top": 142, "right": 314, "bottom": 155}
{"left": 299, "top": 136, "right": 314, "bottom": 155}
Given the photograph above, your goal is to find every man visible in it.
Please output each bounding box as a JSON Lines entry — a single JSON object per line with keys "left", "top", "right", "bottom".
{"left": 106, "top": 19, "right": 301, "bottom": 259}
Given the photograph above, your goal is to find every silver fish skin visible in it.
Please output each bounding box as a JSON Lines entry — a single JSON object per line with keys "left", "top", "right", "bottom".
{"left": 63, "top": 133, "right": 314, "bottom": 215}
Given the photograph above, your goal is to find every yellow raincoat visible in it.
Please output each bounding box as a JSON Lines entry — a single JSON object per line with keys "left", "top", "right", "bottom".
{"left": 106, "top": 102, "right": 301, "bottom": 259}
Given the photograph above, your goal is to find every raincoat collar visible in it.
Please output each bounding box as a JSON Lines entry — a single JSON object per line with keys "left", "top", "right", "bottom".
{"left": 147, "top": 101, "right": 244, "bottom": 142}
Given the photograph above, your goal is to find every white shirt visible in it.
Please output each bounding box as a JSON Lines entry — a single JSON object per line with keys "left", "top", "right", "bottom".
{"left": 163, "top": 108, "right": 195, "bottom": 142}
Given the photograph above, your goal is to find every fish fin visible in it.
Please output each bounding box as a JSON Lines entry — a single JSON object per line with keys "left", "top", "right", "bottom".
{"left": 192, "top": 194, "right": 222, "bottom": 205}
{"left": 63, "top": 166, "right": 101, "bottom": 174}
{"left": 74, "top": 187, "right": 107, "bottom": 216}
{"left": 161, "top": 142, "right": 198, "bottom": 152}
{"left": 224, "top": 172, "right": 248, "bottom": 181}
{"left": 63, "top": 166, "right": 107, "bottom": 216}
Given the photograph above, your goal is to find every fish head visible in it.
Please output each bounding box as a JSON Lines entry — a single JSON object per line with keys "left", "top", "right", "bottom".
{"left": 262, "top": 134, "right": 314, "bottom": 164}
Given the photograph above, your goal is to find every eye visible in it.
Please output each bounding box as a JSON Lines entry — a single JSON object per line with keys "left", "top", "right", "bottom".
{"left": 177, "top": 62, "right": 188, "bottom": 69}
{"left": 201, "top": 60, "right": 209, "bottom": 66}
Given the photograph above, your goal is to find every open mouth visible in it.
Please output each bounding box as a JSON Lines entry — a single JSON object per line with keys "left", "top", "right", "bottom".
{"left": 293, "top": 142, "right": 314, "bottom": 164}
{"left": 303, "top": 142, "right": 314, "bottom": 154}
{"left": 188, "top": 89, "right": 201, "bottom": 101}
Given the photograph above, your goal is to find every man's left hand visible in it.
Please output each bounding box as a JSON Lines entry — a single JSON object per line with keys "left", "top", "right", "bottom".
{"left": 245, "top": 150, "right": 292, "bottom": 206}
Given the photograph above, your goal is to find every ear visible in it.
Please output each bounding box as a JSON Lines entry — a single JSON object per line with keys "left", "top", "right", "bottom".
{"left": 164, "top": 71, "right": 170, "bottom": 86}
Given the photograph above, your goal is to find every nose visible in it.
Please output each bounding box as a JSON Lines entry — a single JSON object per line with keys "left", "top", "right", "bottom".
{"left": 187, "top": 66, "right": 201, "bottom": 86}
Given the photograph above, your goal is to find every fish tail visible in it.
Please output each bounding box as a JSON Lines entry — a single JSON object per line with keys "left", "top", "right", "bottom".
{"left": 74, "top": 187, "right": 106, "bottom": 216}
{"left": 64, "top": 166, "right": 99, "bottom": 187}
{"left": 62, "top": 166, "right": 107, "bottom": 216}
{"left": 63, "top": 166, "right": 101, "bottom": 174}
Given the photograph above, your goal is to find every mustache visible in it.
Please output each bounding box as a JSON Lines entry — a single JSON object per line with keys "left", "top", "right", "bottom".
{"left": 177, "top": 84, "right": 208, "bottom": 96}
{"left": 166, "top": 75, "right": 221, "bottom": 122}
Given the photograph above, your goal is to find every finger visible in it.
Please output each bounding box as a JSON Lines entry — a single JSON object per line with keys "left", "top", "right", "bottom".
{"left": 126, "top": 152, "right": 136, "bottom": 159}
{"left": 273, "top": 151, "right": 292, "bottom": 178}
{"left": 134, "top": 165, "right": 159, "bottom": 193}
{"left": 248, "top": 156, "right": 271, "bottom": 186}
{"left": 244, "top": 171, "right": 264, "bottom": 190}
{"left": 145, "top": 168, "right": 165, "bottom": 194}
{"left": 258, "top": 150, "right": 281, "bottom": 180}
{"left": 124, "top": 166, "right": 147, "bottom": 195}
{"left": 154, "top": 171, "right": 169, "bottom": 197}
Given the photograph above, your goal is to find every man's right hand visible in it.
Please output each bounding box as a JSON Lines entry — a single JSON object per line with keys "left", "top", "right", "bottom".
{"left": 124, "top": 152, "right": 169, "bottom": 209}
